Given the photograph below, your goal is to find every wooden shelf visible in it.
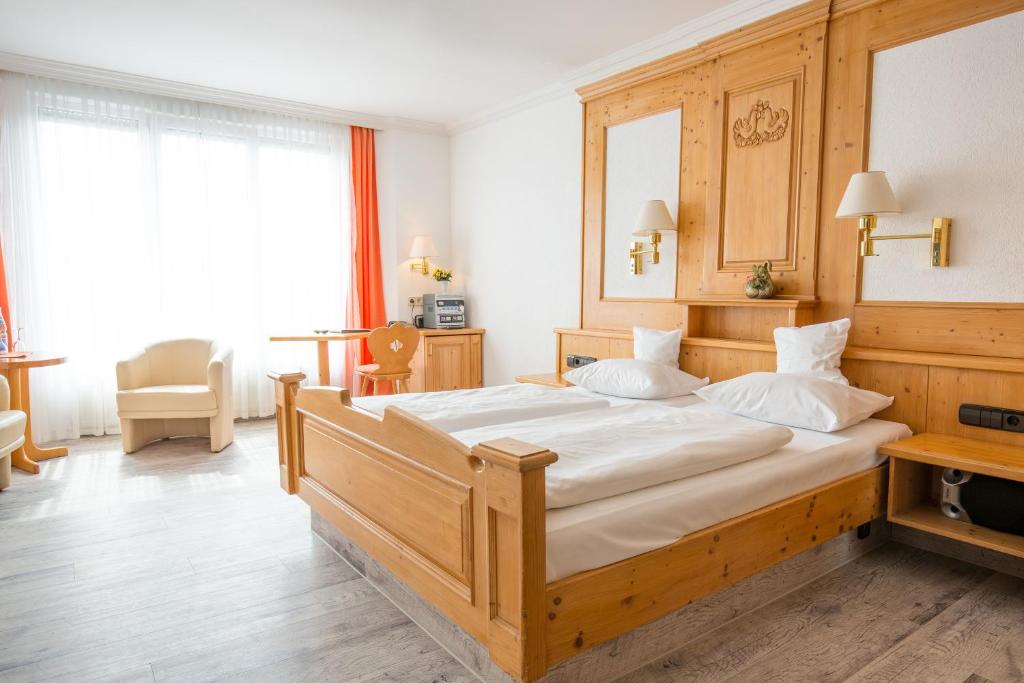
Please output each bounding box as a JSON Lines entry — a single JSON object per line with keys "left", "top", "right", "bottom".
{"left": 681, "top": 337, "right": 776, "bottom": 352}
{"left": 677, "top": 297, "right": 818, "bottom": 309}
{"left": 514, "top": 373, "right": 571, "bottom": 388}
{"left": 885, "top": 433, "right": 1024, "bottom": 559}
{"left": 880, "top": 433, "right": 1024, "bottom": 484}
{"left": 890, "top": 504, "right": 1024, "bottom": 560}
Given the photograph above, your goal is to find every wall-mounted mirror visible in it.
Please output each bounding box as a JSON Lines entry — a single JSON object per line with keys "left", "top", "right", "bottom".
{"left": 602, "top": 108, "right": 681, "bottom": 299}
{"left": 861, "top": 10, "right": 1024, "bottom": 302}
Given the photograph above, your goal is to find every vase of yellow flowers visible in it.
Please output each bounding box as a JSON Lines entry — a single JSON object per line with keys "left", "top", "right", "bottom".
{"left": 432, "top": 267, "right": 453, "bottom": 293}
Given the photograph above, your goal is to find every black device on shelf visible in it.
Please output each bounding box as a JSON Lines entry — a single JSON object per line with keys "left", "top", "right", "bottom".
{"left": 940, "top": 467, "right": 1024, "bottom": 536}
{"left": 566, "top": 354, "right": 597, "bottom": 369}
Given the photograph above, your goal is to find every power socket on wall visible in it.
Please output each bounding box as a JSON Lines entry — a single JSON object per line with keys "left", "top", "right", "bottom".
{"left": 959, "top": 404, "right": 1024, "bottom": 433}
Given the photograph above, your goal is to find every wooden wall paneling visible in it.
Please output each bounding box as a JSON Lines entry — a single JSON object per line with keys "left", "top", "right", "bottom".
{"left": 581, "top": 66, "right": 702, "bottom": 331}
{"left": 700, "top": 22, "right": 827, "bottom": 299}
{"left": 852, "top": 302, "right": 1024, "bottom": 358}
{"left": 609, "top": 338, "right": 633, "bottom": 359}
{"left": 814, "top": 7, "right": 868, "bottom": 324}
{"left": 679, "top": 343, "right": 775, "bottom": 382}
{"left": 676, "top": 63, "right": 712, "bottom": 301}
{"left": 815, "top": 0, "right": 1024, "bottom": 343}
{"left": 843, "top": 358, "right": 928, "bottom": 433}
{"left": 927, "top": 366, "right": 1024, "bottom": 446}
{"left": 698, "top": 306, "right": 787, "bottom": 341}
{"left": 558, "top": 333, "right": 611, "bottom": 375}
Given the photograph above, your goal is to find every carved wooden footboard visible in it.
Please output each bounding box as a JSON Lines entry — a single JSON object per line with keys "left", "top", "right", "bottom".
{"left": 270, "top": 372, "right": 555, "bottom": 681}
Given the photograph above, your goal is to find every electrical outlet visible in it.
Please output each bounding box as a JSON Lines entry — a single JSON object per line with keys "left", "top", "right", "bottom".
{"left": 959, "top": 403, "right": 1024, "bottom": 433}
{"left": 407, "top": 296, "right": 423, "bottom": 307}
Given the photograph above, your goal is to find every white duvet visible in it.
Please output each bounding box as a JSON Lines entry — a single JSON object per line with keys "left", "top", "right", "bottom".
{"left": 352, "top": 384, "right": 610, "bottom": 432}
{"left": 451, "top": 403, "right": 794, "bottom": 508}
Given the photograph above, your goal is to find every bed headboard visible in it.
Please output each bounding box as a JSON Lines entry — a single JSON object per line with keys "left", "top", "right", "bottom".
{"left": 554, "top": 328, "right": 1024, "bottom": 446}
{"left": 565, "top": 0, "right": 1024, "bottom": 448}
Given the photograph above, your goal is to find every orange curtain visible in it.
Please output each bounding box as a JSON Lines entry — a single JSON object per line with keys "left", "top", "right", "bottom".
{"left": 345, "top": 126, "right": 388, "bottom": 389}
{"left": 0, "top": 240, "right": 11, "bottom": 339}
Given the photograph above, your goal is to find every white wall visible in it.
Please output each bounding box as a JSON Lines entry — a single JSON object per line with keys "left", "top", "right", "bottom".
{"left": 862, "top": 10, "right": 1024, "bottom": 301}
{"left": 451, "top": 93, "right": 582, "bottom": 385}
{"left": 603, "top": 109, "right": 680, "bottom": 298}
{"left": 376, "top": 128, "right": 452, "bottom": 323}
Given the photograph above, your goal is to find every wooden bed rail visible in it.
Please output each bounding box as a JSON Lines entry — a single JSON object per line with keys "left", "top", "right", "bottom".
{"left": 268, "top": 372, "right": 556, "bottom": 682}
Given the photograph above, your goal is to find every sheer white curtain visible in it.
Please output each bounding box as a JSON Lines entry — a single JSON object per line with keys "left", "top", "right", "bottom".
{"left": 0, "top": 73, "right": 353, "bottom": 442}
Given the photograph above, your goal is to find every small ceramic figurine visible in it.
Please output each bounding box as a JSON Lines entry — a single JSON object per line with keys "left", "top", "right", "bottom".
{"left": 744, "top": 261, "right": 775, "bottom": 299}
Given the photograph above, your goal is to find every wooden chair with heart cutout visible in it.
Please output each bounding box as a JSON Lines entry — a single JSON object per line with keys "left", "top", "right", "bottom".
{"left": 354, "top": 323, "right": 421, "bottom": 395}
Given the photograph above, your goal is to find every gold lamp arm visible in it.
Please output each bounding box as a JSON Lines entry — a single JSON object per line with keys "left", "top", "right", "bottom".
{"left": 629, "top": 232, "right": 662, "bottom": 274}
{"left": 858, "top": 216, "right": 951, "bottom": 266}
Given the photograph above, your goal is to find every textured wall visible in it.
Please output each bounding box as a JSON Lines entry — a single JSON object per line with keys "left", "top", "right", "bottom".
{"left": 603, "top": 108, "right": 680, "bottom": 299}
{"left": 862, "top": 11, "right": 1024, "bottom": 302}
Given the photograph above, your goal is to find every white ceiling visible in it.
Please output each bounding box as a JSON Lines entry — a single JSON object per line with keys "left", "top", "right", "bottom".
{"left": 0, "top": 0, "right": 755, "bottom": 128}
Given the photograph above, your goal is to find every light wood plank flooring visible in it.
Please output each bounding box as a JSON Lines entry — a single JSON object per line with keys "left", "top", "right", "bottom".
{"left": 2, "top": 421, "right": 1022, "bottom": 682}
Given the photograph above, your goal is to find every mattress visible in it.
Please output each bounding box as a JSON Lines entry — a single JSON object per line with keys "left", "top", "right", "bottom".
{"left": 544, "top": 402, "right": 911, "bottom": 582}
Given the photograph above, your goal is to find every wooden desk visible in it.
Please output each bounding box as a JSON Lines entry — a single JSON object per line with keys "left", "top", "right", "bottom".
{"left": 0, "top": 353, "right": 68, "bottom": 474}
{"left": 269, "top": 333, "right": 369, "bottom": 385}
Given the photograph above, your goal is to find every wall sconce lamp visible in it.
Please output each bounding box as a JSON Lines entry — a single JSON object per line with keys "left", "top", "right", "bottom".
{"left": 629, "top": 200, "right": 678, "bottom": 275}
{"left": 408, "top": 235, "right": 437, "bottom": 275}
{"left": 836, "top": 171, "right": 951, "bottom": 267}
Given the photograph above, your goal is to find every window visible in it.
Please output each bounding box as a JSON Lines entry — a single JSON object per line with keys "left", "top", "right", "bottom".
{"left": 0, "top": 74, "right": 352, "bottom": 440}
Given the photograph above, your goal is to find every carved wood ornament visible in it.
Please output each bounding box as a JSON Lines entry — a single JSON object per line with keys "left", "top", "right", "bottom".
{"left": 732, "top": 100, "right": 790, "bottom": 147}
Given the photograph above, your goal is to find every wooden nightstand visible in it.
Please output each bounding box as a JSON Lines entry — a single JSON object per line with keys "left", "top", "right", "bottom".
{"left": 880, "top": 433, "right": 1024, "bottom": 559}
{"left": 514, "top": 373, "right": 571, "bottom": 388}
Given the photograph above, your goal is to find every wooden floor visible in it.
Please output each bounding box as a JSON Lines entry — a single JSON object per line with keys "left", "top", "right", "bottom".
{"left": 1, "top": 421, "right": 1023, "bottom": 683}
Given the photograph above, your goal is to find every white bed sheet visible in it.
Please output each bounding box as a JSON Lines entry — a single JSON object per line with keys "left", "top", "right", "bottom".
{"left": 352, "top": 383, "right": 703, "bottom": 433}
{"left": 352, "top": 384, "right": 609, "bottom": 432}
{"left": 452, "top": 403, "right": 794, "bottom": 509}
{"left": 545, "top": 403, "right": 911, "bottom": 582}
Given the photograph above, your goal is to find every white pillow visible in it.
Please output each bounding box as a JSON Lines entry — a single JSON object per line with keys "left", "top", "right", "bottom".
{"left": 633, "top": 326, "right": 681, "bottom": 368}
{"left": 774, "top": 318, "right": 851, "bottom": 383}
{"left": 565, "top": 359, "right": 708, "bottom": 400}
{"left": 694, "top": 372, "right": 893, "bottom": 432}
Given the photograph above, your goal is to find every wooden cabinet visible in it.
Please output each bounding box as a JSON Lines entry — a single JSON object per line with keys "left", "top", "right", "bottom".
{"left": 408, "top": 328, "right": 483, "bottom": 393}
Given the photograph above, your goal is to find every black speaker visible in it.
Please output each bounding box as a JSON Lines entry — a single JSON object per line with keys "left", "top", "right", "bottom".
{"left": 940, "top": 468, "right": 1024, "bottom": 536}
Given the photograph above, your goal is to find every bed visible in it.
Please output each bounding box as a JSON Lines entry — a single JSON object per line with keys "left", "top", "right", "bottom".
{"left": 270, "top": 368, "right": 905, "bottom": 681}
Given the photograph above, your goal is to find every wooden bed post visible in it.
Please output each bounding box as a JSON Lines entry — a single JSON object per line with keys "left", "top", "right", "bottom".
{"left": 473, "top": 438, "right": 557, "bottom": 683}
{"left": 268, "top": 371, "right": 305, "bottom": 494}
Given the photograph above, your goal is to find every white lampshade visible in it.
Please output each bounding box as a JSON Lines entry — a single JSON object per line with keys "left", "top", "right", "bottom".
{"left": 408, "top": 235, "right": 438, "bottom": 259}
{"left": 632, "top": 200, "right": 677, "bottom": 236}
{"left": 835, "top": 171, "right": 901, "bottom": 218}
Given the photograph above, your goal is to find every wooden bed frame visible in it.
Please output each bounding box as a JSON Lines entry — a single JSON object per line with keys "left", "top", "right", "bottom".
{"left": 271, "top": 320, "right": 1024, "bottom": 681}
{"left": 270, "top": 366, "right": 888, "bottom": 682}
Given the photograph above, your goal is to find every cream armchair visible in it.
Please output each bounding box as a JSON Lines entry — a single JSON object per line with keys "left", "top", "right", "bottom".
{"left": 0, "top": 374, "right": 27, "bottom": 491}
{"left": 115, "top": 339, "right": 234, "bottom": 453}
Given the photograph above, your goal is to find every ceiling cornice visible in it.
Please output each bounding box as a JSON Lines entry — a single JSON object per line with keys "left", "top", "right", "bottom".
{"left": 448, "top": 0, "right": 809, "bottom": 134}
{"left": 0, "top": 50, "right": 447, "bottom": 135}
